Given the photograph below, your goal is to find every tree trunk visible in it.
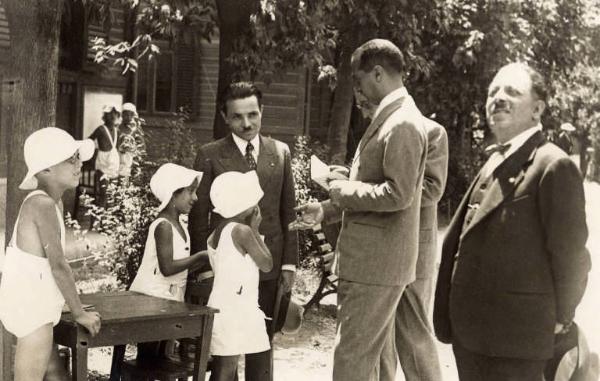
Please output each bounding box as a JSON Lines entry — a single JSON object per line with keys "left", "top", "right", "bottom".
{"left": 327, "top": 40, "right": 356, "bottom": 164}
{"left": 212, "top": 0, "right": 258, "bottom": 139}
{"left": 2, "top": 2, "right": 62, "bottom": 379}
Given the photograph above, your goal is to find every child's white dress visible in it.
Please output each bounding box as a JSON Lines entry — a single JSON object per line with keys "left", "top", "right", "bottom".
{"left": 130, "top": 217, "right": 191, "bottom": 301}
{"left": 0, "top": 190, "right": 66, "bottom": 338}
{"left": 207, "top": 222, "right": 270, "bottom": 356}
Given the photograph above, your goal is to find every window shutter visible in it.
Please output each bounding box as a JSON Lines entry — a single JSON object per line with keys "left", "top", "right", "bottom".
{"left": 175, "top": 43, "right": 194, "bottom": 113}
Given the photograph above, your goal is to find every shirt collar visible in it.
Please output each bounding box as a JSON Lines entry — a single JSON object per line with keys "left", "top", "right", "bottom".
{"left": 232, "top": 133, "right": 260, "bottom": 156}
{"left": 502, "top": 124, "right": 542, "bottom": 159}
{"left": 373, "top": 86, "right": 408, "bottom": 120}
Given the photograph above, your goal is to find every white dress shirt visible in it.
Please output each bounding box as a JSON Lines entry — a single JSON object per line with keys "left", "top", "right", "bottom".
{"left": 372, "top": 86, "right": 408, "bottom": 121}
{"left": 483, "top": 124, "right": 542, "bottom": 178}
{"left": 232, "top": 133, "right": 260, "bottom": 162}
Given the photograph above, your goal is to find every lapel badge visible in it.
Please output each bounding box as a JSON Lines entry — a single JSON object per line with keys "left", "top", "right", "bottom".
{"left": 508, "top": 177, "right": 516, "bottom": 184}
{"left": 269, "top": 162, "right": 275, "bottom": 167}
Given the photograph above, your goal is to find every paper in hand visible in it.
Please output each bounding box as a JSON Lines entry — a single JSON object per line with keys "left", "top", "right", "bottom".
{"left": 310, "top": 155, "right": 347, "bottom": 190}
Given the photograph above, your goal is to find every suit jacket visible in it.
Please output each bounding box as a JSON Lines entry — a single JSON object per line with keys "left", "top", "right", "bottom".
{"left": 189, "top": 134, "right": 299, "bottom": 281}
{"left": 433, "top": 131, "right": 590, "bottom": 360}
{"left": 322, "top": 94, "right": 428, "bottom": 286}
{"left": 417, "top": 119, "right": 448, "bottom": 279}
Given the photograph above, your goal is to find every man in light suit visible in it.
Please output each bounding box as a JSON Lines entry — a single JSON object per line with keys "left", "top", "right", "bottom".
{"left": 434, "top": 63, "right": 590, "bottom": 380}
{"left": 189, "top": 82, "right": 298, "bottom": 381}
{"left": 292, "top": 39, "right": 428, "bottom": 381}
{"left": 356, "top": 94, "right": 447, "bottom": 381}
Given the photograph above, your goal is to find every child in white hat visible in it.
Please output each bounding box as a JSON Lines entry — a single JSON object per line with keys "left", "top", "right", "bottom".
{"left": 206, "top": 171, "right": 273, "bottom": 381}
{"left": 88, "top": 105, "right": 122, "bottom": 207}
{"left": 128, "top": 163, "right": 208, "bottom": 360}
{"left": 0, "top": 127, "right": 101, "bottom": 380}
{"left": 130, "top": 163, "right": 207, "bottom": 302}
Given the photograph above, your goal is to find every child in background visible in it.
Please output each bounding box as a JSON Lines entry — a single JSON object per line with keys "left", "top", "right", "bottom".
{"left": 207, "top": 171, "right": 273, "bottom": 381}
{"left": 128, "top": 163, "right": 208, "bottom": 359}
{"left": 89, "top": 105, "right": 121, "bottom": 207}
{"left": 0, "top": 127, "right": 102, "bottom": 380}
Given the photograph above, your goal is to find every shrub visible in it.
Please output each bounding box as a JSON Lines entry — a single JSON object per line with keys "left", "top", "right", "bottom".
{"left": 291, "top": 135, "right": 330, "bottom": 268}
{"left": 76, "top": 112, "right": 199, "bottom": 288}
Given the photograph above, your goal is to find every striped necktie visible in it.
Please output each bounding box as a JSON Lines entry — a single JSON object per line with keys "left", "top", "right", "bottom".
{"left": 245, "top": 142, "right": 257, "bottom": 170}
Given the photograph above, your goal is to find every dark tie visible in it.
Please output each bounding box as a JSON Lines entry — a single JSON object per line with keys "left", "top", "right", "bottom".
{"left": 245, "top": 142, "right": 257, "bottom": 170}
{"left": 484, "top": 142, "right": 511, "bottom": 157}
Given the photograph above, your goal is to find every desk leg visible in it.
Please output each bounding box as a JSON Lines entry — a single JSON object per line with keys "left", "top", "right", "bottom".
{"left": 71, "top": 341, "right": 88, "bottom": 381}
{"left": 194, "top": 315, "right": 214, "bottom": 381}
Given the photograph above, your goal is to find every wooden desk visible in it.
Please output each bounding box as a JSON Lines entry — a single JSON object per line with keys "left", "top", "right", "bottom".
{"left": 54, "top": 291, "right": 216, "bottom": 381}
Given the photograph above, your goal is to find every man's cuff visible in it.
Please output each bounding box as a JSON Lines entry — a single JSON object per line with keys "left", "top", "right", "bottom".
{"left": 281, "top": 265, "right": 297, "bottom": 272}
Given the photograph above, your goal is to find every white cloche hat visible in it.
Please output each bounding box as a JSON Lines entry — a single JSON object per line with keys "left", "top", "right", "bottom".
{"left": 210, "top": 171, "right": 264, "bottom": 218}
{"left": 150, "top": 163, "right": 203, "bottom": 211}
{"left": 122, "top": 102, "right": 138, "bottom": 115}
{"left": 20, "top": 127, "right": 95, "bottom": 190}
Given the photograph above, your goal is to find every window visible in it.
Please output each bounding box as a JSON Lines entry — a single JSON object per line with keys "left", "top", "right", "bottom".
{"left": 135, "top": 51, "right": 176, "bottom": 113}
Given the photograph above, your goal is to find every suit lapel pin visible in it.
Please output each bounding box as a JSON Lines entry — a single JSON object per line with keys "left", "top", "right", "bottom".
{"left": 508, "top": 177, "right": 516, "bottom": 184}
{"left": 270, "top": 162, "right": 275, "bottom": 167}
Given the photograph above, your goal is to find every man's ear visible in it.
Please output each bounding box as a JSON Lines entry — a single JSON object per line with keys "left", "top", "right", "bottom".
{"left": 373, "top": 65, "right": 384, "bottom": 82}
{"left": 533, "top": 100, "right": 546, "bottom": 120}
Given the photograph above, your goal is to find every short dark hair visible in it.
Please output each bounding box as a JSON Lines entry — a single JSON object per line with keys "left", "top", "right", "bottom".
{"left": 219, "top": 82, "right": 263, "bottom": 114}
{"left": 352, "top": 39, "right": 405, "bottom": 74}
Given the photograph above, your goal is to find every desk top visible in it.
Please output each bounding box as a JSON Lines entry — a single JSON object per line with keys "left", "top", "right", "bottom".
{"left": 60, "top": 291, "right": 217, "bottom": 326}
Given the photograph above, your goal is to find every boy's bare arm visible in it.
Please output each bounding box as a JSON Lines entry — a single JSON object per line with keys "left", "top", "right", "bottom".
{"left": 34, "top": 198, "right": 101, "bottom": 336}
{"left": 233, "top": 224, "right": 273, "bottom": 273}
{"left": 155, "top": 221, "right": 208, "bottom": 276}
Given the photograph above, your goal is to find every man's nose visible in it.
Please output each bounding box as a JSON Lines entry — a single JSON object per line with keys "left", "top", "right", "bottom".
{"left": 242, "top": 116, "right": 252, "bottom": 128}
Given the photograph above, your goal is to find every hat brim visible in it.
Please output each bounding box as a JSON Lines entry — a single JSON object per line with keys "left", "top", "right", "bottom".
{"left": 19, "top": 139, "right": 96, "bottom": 190}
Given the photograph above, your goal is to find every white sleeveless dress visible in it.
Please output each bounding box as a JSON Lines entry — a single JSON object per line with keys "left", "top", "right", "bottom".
{"left": 94, "top": 125, "right": 120, "bottom": 179}
{"left": 0, "top": 190, "right": 66, "bottom": 338}
{"left": 129, "top": 217, "right": 191, "bottom": 302}
{"left": 207, "top": 222, "right": 270, "bottom": 356}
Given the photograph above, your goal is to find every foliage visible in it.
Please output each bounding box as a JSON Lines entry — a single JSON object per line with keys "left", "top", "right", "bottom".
{"left": 290, "top": 136, "right": 330, "bottom": 268}
{"left": 86, "top": 0, "right": 217, "bottom": 73}
{"left": 548, "top": 63, "right": 600, "bottom": 181}
{"left": 75, "top": 113, "right": 198, "bottom": 288}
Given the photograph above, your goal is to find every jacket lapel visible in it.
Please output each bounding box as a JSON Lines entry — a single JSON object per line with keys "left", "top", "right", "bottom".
{"left": 353, "top": 95, "right": 408, "bottom": 163}
{"left": 461, "top": 131, "right": 545, "bottom": 238}
{"left": 218, "top": 134, "right": 251, "bottom": 172}
{"left": 257, "top": 135, "right": 276, "bottom": 189}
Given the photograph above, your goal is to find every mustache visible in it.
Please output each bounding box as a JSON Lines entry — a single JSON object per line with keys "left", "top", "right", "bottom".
{"left": 490, "top": 102, "right": 510, "bottom": 113}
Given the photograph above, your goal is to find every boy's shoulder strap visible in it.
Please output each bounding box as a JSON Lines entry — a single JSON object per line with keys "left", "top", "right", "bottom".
{"left": 10, "top": 190, "right": 53, "bottom": 246}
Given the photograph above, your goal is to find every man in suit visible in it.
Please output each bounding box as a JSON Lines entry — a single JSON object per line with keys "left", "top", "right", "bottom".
{"left": 292, "top": 39, "right": 428, "bottom": 381}
{"left": 433, "top": 62, "right": 590, "bottom": 380}
{"left": 189, "top": 81, "right": 298, "bottom": 381}
{"left": 355, "top": 93, "right": 447, "bottom": 381}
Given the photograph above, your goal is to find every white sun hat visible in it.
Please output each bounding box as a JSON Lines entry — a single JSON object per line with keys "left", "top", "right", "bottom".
{"left": 20, "top": 127, "right": 95, "bottom": 190}
{"left": 150, "top": 163, "right": 203, "bottom": 211}
{"left": 210, "top": 171, "right": 264, "bottom": 218}
{"left": 122, "top": 102, "right": 138, "bottom": 115}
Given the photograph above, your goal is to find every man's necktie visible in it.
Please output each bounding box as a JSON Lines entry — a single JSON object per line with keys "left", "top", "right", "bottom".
{"left": 484, "top": 142, "right": 511, "bottom": 157}
{"left": 245, "top": 142, "right": 257, "bottom": 170}
{"left": 481, "top": 142, "right": 511, "bottom": 178}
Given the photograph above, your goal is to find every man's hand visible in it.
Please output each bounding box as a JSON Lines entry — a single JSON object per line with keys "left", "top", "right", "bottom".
{"left": 280, "top": 270, "right": 296, "bottom": 293}
{"left": 74, "top": 310, "right": 102, "bottom": 337}
{"left": 329, "top": 180, "right": 347, "bottom": 205}
{"left": 288, "top": 202, "right": 324, "bottom": 231}
{"left": 554, "top": 322, "right": 572, "bottom": 335}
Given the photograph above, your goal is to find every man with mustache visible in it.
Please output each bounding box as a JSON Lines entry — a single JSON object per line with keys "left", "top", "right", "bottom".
{"left": 189, "top": 81, "right": 298, "bottom": 381}
{"left": 434, "top": 62, "right": 590, "bottom": 380}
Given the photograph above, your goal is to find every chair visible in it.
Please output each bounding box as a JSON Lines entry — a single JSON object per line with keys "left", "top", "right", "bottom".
{"left": 303, "top": 224, "right": 339, "bottom": 314}
{"left": 74, "top": 161, "right": 96, "bottom": 218}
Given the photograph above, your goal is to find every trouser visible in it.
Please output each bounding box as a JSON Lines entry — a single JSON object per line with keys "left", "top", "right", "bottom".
{"left": 332, "top": 279, "right": 405, "bottom": 381}
{"left": 379, "top": 276, "right": 442, "bottom": 380}
{"left": 453, "top": 342, "right": 545, "bottom": 381}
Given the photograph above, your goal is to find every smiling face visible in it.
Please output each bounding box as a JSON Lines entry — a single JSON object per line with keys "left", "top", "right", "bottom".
{"left": 486, "top": 64, "right": 545, "bottom": 143}
{"left": 171, "top": 178, "right": 200, "bottom": 214}
{"left": 222, "top": 96, "right": 263, "bottom": 142}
